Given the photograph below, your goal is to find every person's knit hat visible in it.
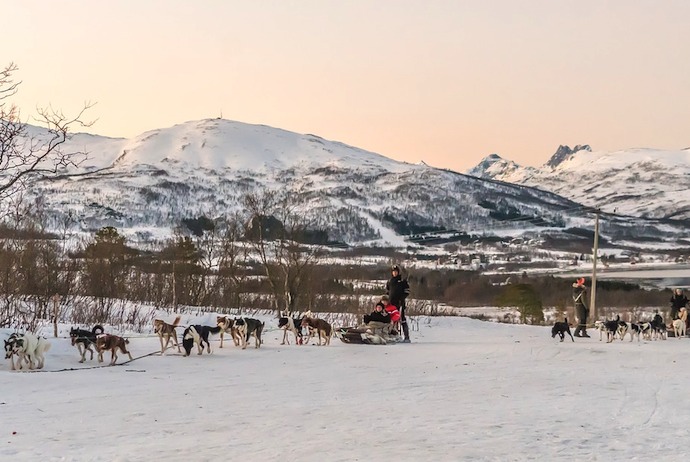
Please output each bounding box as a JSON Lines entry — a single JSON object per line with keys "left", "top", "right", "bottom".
{"left": 576, "top": 277, "right": 585, "bottom": 286}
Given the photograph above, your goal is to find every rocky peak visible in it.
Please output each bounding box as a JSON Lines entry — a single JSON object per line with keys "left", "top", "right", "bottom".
{"left": 545, "top": 144, "right": 591, "bottom": 168}
{"left": 467, "top": 153, "right": 510, "bottom": 178}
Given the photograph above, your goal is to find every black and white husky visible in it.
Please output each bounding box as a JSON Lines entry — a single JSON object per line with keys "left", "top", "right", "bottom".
{"left": 278, "top": 316, "right": 304, "bottom": 345}
{"left": 3, "top": 334, "right": 25, "bottom": 369}
{"left": 182, "top": 325, "right": 221, "bottom": 356}
{"left": 4, "top": 332, "right": 51, "bottom": 370}
{"left": 234, "top": 318, "right": 264, "bottom": 349}
{"left": 620, "top": 322, "right": 645, "bottom": 342}
{"left": 69, "top": 325, "right": 105, "bottom": 363}
{"left": 603, "top": 316, "right": 622, "bottom": 343}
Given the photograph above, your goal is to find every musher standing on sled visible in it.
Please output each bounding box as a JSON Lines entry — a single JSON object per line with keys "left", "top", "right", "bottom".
{"left": 387, "top": 265, "right": 411, "bottom": 343}
{"left": 572, "top": 277, "right": 590, "bottom": 338}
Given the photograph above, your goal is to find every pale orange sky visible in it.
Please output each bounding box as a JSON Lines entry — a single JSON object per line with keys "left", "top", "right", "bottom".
{"left": 5, "top": 0, "right": 690, "bottom": 171}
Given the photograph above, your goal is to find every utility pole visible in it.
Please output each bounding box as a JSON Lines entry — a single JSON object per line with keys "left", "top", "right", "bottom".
{"left": 172, "top": 260, "right": 177, "bottom": 312}
{"left": 590, "top": 210, "right": 600, "bottom": 321}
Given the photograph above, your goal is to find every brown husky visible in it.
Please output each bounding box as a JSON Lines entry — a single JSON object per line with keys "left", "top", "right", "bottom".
{"left": 216, "top": 316, "right": 241, "bottom": 348}
{"left": 95, "top": 334, "right": 133, "bottom": 365}
{"left": 154, "top": 316, "right": 182, "bottom": 354}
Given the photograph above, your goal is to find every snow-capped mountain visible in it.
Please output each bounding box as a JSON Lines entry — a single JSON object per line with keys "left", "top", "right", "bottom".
{"left": 11, "top": 120, "right": 690, "bottom": 249}
{"left": 467, "top": 153, "right": 537, "bottom": 179}
{"left": 469, "top": 145, "right": 690, "bottom": 221}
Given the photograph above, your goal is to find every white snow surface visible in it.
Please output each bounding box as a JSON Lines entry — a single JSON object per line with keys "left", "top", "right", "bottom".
{"left": 3, "top": 316, "right": 689, "bottom": 461}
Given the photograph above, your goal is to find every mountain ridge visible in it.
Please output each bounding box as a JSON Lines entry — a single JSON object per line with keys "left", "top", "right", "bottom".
{"left": 10, "top": 121, "right": 690, "bottom": 251}
{"left": 468, "top": 144, "right": 690, "bottom": 220}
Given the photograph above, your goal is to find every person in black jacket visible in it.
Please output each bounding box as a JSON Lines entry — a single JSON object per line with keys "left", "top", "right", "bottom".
{"left": 363, "top": 302, "right": 391, "bottom": 325}
{"left": 670, "top": 288, "right": 688, "bottom": 321}
{"left": 386, "top": 265, "right": 411, "bottom": 342}
{"left": 572, "top": 278, "right": 590, "bottom": 338}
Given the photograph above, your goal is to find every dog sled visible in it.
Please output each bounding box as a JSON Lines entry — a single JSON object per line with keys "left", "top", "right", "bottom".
{"left": 336, "top": 322, "right": 402, "bottom": 345}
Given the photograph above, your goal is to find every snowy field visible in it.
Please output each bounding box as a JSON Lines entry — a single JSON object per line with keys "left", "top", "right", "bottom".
{"left": 2, "top": 316, "right": 689, "bottom": 461}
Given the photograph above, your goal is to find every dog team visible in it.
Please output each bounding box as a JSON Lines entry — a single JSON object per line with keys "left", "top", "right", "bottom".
{"left": 153, "top": 315, "right": 268, "bottom": 357}
{"left": 167, "top": 312, "right": 332, "bottom": 356}
{"left": 5, "top": 324, "right": 139, "bottom": 369}
{"left": 120, "top": 312, "right": 331, "bottom": 358}
{"left": 3, "top": 312, "right": 333, "bottom": 371}
{"left": 552, "top": 308, "right": 688, "bottom": 343}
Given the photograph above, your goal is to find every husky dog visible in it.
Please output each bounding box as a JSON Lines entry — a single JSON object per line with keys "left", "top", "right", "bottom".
{"left": 234, "top": 318, "right": 265, "bottom": 349}
{"left": 301, "top": 317, "right": 333, "bottom": 346}
{"left": 278, "top": 315, "right": 304, "bottom": 345}
{"left": 594, "top": 320, "right": 607, "bottom": 341}
{"left": 637, "top": 321, "right": 653, "bottom": 341}
{"left": 95, "top": 334, "right": 133, "bottom": 365}
{"left": 673, "top": 308, "right": 688, "bottom": 338}
{"left": 69, "top": 325, "right": 105, "bottom": 363}
{"left": 4, "top": 334, "right": 27, "bottom": 370}
{"left": 650, "top": 313, "right": 667, "bottom": 340}
{"left": 4, "top": 332, "right": 51, "bottom": 370}
{"left": 551, "top": 318, "right": 574, "bottom": 342}
{"left": 153, "top": 316, "right": 182, "bottom": 354}
{"left": 621, "top": 322, "right": 643, "bottom": 342}
{"left": 603, "top": 316, "right": 622, "bottom": 343}
{"left": 182, "top": 325, "right": 222, "bottom": 356}
{"left": 216, "top": 316, "right": 241, "bottom": 348}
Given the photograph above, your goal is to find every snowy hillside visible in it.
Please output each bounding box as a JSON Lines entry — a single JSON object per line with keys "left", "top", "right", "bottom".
{"left": 469, "top": 145, "right": 690, "bottom": 220}
{"left": 11, "top": 120, "right": 690, "bottom": 249}
{"left": 3, "top": 316, "right": 690, "bottom": 461}
{"left": 108, "top": 120, "right": 409, "bottom": 173}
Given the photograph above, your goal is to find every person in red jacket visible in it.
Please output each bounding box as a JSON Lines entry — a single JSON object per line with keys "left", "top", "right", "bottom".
{"left": 380, "top": 295, "right": 401, "bottom": 333}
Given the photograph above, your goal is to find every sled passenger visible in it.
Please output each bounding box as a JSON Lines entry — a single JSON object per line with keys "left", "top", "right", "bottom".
{"left": 362, "top": 300, "right": 392, "bottom": 335}
{"left": 380, "top": 295, "right": 401, "bottom": 323}
{"left": 363, "top": 302, "right": 390, "bottom": 325}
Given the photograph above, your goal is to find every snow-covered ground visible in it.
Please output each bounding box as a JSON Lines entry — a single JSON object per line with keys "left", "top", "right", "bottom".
{"left": 2, "top": 316, "right": 688, "bottom": 461}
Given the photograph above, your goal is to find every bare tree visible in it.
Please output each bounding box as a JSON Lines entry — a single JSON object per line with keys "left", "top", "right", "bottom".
{"left": 79, "top": 226, "right": 135, "bottom": 319}
{"left": 0, "top": 62, "right": 94, "bottom": 215}
{"left": 197, "top": 213, "right": 248, "bottom": 310}
{"left": 159, "top": 234, "right": 204, "bottom": 309}
{"left": 243, "top": 189, "right": 324, "bottom": 314}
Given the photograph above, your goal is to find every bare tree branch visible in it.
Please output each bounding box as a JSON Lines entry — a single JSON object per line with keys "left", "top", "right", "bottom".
{"left": 243, "top": 189, "right": 324, "bottom": 314}
{"left": 0, "top": 62, "right": 20, "bottom": 102}
{"left": 0, "top": 63, "right": 96, "bottom": 216}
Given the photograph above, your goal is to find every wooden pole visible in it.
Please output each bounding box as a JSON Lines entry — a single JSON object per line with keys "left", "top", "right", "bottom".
{"left": 52, "top": 294, "right": 61, "bottom": 338}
